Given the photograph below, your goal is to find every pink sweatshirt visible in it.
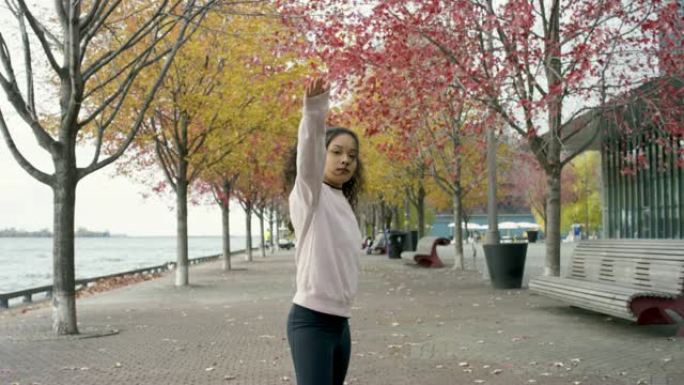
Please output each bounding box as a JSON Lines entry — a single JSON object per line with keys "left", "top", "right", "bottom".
{"left": 288, "top": 92, "right": 362, "bottom": 318}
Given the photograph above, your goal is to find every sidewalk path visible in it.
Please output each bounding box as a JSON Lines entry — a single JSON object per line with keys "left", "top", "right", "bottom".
{"left": 1, "top": 249, "right": 682, "bottom": 385}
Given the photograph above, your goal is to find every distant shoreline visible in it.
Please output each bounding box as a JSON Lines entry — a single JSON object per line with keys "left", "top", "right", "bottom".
{"left": 0, "top": 234, "right": 244, "bottom": 238}
{"left": 0, "top": 235, "right": 123, "bottom": 238}
{"left": 0, "top": 229, "right": 114, "bottom": 238}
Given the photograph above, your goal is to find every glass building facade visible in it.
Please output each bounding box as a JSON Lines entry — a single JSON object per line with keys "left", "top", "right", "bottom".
{"left": 602, "top": 132, "right": 684, "bottom": 239}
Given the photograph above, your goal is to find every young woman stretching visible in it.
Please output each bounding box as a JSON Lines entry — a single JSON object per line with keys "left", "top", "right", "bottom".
{"left": 284, "top": 77, "right": 365, "bottom": 385}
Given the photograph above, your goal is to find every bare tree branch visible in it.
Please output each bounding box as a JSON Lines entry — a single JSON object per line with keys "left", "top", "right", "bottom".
{"left": 0, "top": 109, "right": 53, "bottom": 185}
{"left": 15, "top": 0, "right": 63, "bottom": 74}
{"left": 79, "top": 43, "right": 160, "bottom": 128}
{"left": 0, "top": 63, "right": 55, "bottom": 151}
{"left": 5, "top": 0, "right": 37, "bottom": 117}
{"left": 83, "top": 38, "right": 174, "bottom": 100}
{"left": 187, "top": 123, "right": 258, "bottom": 183}
{"left": 84, "top": 120, "right": 106, "bottom": 170}
{"left": 82, "top": 0, "right": 179, "bottom": 80}
{"left": 154, "top": 123, "right": 179, "bottom": 191}
{"left": 77, "top": 0, "right": 214, "bottom": 180}
{"left": 80, "top": 0, "right": 123, "bottom": 55}
{"left": 79, "top": 0, "right": 106, "bottom": 33}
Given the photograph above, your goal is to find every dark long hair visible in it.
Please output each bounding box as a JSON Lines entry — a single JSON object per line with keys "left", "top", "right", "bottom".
{"left": 284, "top": 127, "right": 365, "bottom": 209}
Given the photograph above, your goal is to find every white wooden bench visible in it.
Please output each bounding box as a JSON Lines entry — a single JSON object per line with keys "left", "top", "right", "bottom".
{"left": 400, "top": 236, "right": 450, "bottom": 268}
{"left": 529, "top": 239, "right": 684, "bottom": 336}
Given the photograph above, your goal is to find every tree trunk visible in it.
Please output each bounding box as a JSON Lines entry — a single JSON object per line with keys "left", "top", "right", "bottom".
{"left": 452, "top": 193, "right": 465, "bottom": 270}
{"left": 545, "top": 169, "right": 562, "bottom": 276}
{"left": 543, "top": 0, "right": 563, "bottom": 277}
{"left": 245, "top": 205, "right": 253, "bottom": 262}
{"left": 175, "top": 162, "right": 189, "bottom": 287}
{"left": 269, "top": 205, "right": 275, "bottom": 254}
{"left": 276, "top": 212, "right": 282, "bottom": 251}
{"left": 221, "top": 198, "right": 231, "bottom": 271}
{"left": 417, "top": 185, "right": 426, "bottom": 237}
{"left": 404, "top": 196, "right": 411, "bottom": 231}
{"left": 380, "top": 202, "right": 387, "bottom": 230}
{"left": 259, "top": 209, "right": 266, "bottom": 258}
{"left": 52, "top": 164, "right": 79, "bottom": 335}
{"left": 452, "top": 135, "right": 465, "bottom": 269}
{"left": 484, "top": 122, "right": 500, "bottom": 245}
{"left": 392, "top": 205, "right": 400, "bottom": 230}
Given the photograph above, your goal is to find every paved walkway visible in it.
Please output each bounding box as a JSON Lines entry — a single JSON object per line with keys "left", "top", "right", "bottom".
{"left": 1, "top": 246, "right": 683, "bottom": 385}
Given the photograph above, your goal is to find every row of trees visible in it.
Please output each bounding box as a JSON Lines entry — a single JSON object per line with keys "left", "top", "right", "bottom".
{"left": 277, "top": 0, "right": 683, "bottom": 274}
{"left": 0, "top": 0, "right": 308, "bottom": 335}
{"left": 1, "top": 0, "right": 679, "bottom": 336}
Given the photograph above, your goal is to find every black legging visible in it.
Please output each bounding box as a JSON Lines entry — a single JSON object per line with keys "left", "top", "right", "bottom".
{"left": 286, "top": 304, "right": 351, "bottom": 385}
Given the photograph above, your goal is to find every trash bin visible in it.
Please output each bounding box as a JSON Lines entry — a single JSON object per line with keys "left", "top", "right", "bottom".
{"left": 483, "top": 243, "right": 528, "bottom": 289}
{"left": 387, "top": 230, "right": 407, "bottom": 259}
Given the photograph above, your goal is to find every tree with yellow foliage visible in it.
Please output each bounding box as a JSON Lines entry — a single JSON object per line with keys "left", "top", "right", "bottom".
{"left": 116, "top": 6, "right": 306, "bottom": 283}
{"left": 0, "top": 0, "right": 214, "bottom": 335}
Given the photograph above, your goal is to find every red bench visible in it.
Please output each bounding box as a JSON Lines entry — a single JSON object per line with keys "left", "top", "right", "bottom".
{"left": 400, "top": 236, "right": 451, "bottom": 268}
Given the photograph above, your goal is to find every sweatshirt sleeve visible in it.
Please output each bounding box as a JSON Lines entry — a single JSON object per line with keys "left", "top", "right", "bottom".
{"left": 291, "top": 91, "right": 329, "bottom": 210}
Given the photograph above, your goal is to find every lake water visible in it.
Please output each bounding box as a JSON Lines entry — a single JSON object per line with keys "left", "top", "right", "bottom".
{"left": 0, "top": 236, "right": 254, "bottom": 293}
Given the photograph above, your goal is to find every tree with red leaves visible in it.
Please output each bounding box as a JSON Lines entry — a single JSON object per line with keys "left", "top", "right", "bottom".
{"left": 278, "top": 0, "right": 683, "bottom": 276}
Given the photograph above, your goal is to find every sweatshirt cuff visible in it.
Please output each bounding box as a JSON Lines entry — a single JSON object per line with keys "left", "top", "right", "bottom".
{"left": 304, "top": 91, "right": 330, "bottom": 114}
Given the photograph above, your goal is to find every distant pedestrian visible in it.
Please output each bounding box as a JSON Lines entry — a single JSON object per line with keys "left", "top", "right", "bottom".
{"left": 265, "top": 228, "right": 272, "bottom": 249}
{"left": 283, "top": 76, "right": 365, "bottom": 385}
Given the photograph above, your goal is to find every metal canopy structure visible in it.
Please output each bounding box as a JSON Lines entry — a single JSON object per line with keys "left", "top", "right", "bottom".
{"left": 560, "top": 77, "right": 684, "bottom": 239}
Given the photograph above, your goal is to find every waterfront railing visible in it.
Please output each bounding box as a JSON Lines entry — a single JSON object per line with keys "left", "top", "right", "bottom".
{"left": 0, "top": 249, "right": 254, "bottom": 309}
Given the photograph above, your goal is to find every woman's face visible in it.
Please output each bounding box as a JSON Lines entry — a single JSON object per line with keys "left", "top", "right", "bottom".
{"left": 324, "top": 133, "right": 358, "bottom": 188}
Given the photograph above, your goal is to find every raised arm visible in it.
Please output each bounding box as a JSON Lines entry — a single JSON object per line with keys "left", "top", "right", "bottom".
{"left": 293, "top": 77, "right": 330, "bottom": 209}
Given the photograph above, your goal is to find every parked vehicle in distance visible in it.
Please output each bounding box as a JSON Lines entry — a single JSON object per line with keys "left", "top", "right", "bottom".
{"left": 278, "top": 238, "right": 295, "bottom": 250}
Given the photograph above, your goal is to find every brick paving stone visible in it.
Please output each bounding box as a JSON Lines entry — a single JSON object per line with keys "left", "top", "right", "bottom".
{"left": 0, "top": 248, "right": 683, "bottom": 385}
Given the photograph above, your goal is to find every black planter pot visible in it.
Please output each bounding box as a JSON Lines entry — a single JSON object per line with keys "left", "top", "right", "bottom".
{"left": 526, "top": 230, "right": 539, "bottom": 243}
{"left": 483, "top": 243, "right": 528, "bottom": 289}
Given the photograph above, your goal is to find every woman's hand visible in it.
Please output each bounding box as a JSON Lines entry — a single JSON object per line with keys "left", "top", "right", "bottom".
{"left": 306, "top": 77, "right": 330, "bottom": 98}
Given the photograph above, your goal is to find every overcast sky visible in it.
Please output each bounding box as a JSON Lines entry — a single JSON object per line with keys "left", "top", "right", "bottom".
{"left": 0, "top": 108, "right": 254, "bottom": 237}
{"left": 0, "top": 3, "right": 253, "bottom": 237}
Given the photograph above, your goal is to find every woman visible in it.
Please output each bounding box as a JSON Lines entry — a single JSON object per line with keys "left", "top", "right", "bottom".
{"left": 284, "top": 77, "right": 364, "bottom": 385}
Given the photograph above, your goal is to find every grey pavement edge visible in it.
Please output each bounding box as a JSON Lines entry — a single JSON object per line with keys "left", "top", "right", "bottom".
{"left": 1, "top": 245, "right": 683, "bottom": 385}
